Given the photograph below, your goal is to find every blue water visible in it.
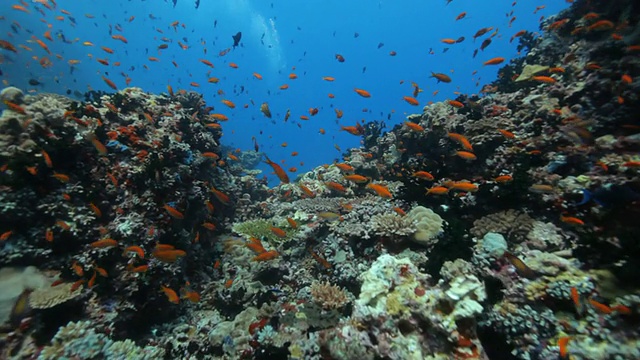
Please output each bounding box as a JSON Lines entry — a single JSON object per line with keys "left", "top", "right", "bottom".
{"left": 2, "top": 0, "right": 567, "bottom": 185}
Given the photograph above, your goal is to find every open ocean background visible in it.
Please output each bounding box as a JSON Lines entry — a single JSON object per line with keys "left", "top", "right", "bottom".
{"left": 3, "top": 0, "right": 568, "bottom": 185}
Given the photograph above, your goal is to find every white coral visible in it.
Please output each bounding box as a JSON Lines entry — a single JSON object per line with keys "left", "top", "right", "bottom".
{"left": 406, "top": 206, "right": 444, "bottom": 246}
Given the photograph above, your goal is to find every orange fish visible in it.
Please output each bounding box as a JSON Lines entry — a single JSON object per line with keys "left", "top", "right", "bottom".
{"left": 413, "top": 171, "right": 434, "bottom": 181}
{"left": 102, "top": 76, "right": 118, "bottom": 90}
{"left": 309, "top": 248, "right": 332, "bottom": 269}
{"left": 431, "top": 72, "right": 452, "bottom": 83}
{"left": 224, "top": 278, "right": 234, "bottom": 288}
{"left": 494, "top": 175, "right": 513, "bottom": 183}
{"left": 210, "top": 114, "right": 228, "bottom": 121}
{"left": 498, "top": 129, "right": 516, "bottom": 138}
{"left": 221, "top": 99, "right": 236, "bottom": 108}
{"left": 426, "top": 186, "right": 449, "bottom": 195}
{"left": 34, "top": 38, "right": 51, "bottom": 54}
{"left": 403, "top": 96, "right": 419, "bottom": 106}
{"left": 152, "top": 249, "right": 186, "bottom": 262}
{"left": 5, "top": 101, "right": 27, "bottom": 114}
{"left": 448, "top": 100, "right": 464, "bottom": 108}
{"left": 210, "top": 187, "right": 231, "bottom": 205}
{"left": 322, "top": 76, "right": 335, "bottom": 81}
{"left": 587, "top": 20, "right": 614, "bottom": 32}
{"left": 90, "top": 137, "right": 107, "bottom": 155}
{"left": 560, "top": 215, "right": 584, "bottom": 226}
{"left": 0, "top": 230, "right": 12, "bottom": 242}
{"left": 246, "top": 237, "right": 267, "bottom": 254}
{"left": 196, "top": 59, "right": 213, "bottom": 67}
{"left": 325, "top": 181, "right": 347, "bottom": 193}
{"left": 51, "top": 172, "right": 70, "bottom": 183}
{"left": 404, "top": 122, "right": 424, "bottom": 132}
{"left": 181, "top": 288, "right": 200, "bottom": 303}
{"left": 40, "top": 150, "right": 53, "bottom": 168}
{"left": 87, "top": 270, "right": 97, "bottom": 288}
{"left": 455, "top": 151, "right": 477, "bottom": 160}
{"left": 12, "top": 5, "right": 30, "bottom": 13}
{"left": 570, "top": 286, "right": 582, "bottom": 314}
{"left": 589, "top": 299, "right": 612, "bottom": 314}
{"left": 252, "top": 250, "right": 279, "bottom": 262}
{"left": 558, "top": 336, "right": 570, "bottom": 359}
{"left": 71, "top": 261, "right": 84, "bottom": 276}
{"left": 70, "top": 279, "right": 85, "bottom": 292}
{"left": 532, "top": 76, "right": 556, "bottom": 83}
{"left": 367, "top": 183, "right": 392, "bottom": 198}
{"left": 286, "top": 218, "right": 298, "bottom": 229}
{"left": 91, "top": 238, "right": 118, "bottom": 248}
{"left": 299, "top": 184, "right": 316, "bottom": 198}
{"left": 264, "top": 155, "right": 290, "bottom": 183}
{"left": 202, "top": 152, "right": 220, "bottom": 159}
{"left": 279, "top": 84, "right": 289, "bottom": 90}
{"left": 611, "top": 304, "right": 632, "bottom": 315}
{"left": 450, "top": 182, "right": 478, "bottom": 192}
{"left": 111, "top": 34, "right": 128, "bottom": 43}
{"left": 483, "top": 57, "right": 505, "bottom": 66}
{"left": 448, "top": 133, "right": 473, "bottom": 151}
{"left": 289, "top": 73, "right": 297, "bottom": 79}
{"left": 270, "top": 227, "right": 287, "bottom": 238}
{"left": 161, "top": 285, "right": 180, "bottom": 304}
{"left": 335, "top": 163, "right": 354, "bottom": 172}
{"left": 343, "top": 174, "right": 369, "bottom": 183}
{"left": 163, "top": 204, "right": 184, "bottom": 219}
{"left": 95, "top": 267, "right": 108, "bottom": 277}
{"left": 202, "top": 222, "right": 216, "bottom": 231}
{"left": 89, "top": 203, "right": 102, "bottom": 217}
{"left": 354, "top": 88, "right": 371, "bottom": 97}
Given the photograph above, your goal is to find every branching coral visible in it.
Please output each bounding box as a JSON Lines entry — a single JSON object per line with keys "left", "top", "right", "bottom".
{"left": 38, "top": 320, "right": 164, "bottom": 360}
{"left": 370, "top": 213, "right": 416, "bottom": 238}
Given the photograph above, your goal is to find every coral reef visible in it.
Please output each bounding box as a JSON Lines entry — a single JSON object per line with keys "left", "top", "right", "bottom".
{"left": 1, "top": 0, "right": 640, "bottom": 359}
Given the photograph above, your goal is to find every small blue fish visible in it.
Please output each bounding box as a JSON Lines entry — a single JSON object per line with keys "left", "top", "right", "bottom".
{"left": 576, "top": 184, "right": 640, "bottom": 207}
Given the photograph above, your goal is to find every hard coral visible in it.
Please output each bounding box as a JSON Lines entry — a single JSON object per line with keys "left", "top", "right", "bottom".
{"left": 309, "top": 281, "right": 350, "bottom": 310}
{"left": 29, "top": 283, "right": 83, "bottom": 309}
{"left": 406, "top": 206, "right": 445, "bottom": 247}
{"left": 370, "top": 213, "right": 416, "bottom": 238}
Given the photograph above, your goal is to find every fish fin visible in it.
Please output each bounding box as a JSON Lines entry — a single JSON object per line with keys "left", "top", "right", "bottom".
{"left": 575, "top": 189, "right": 592, "bottom": 206}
